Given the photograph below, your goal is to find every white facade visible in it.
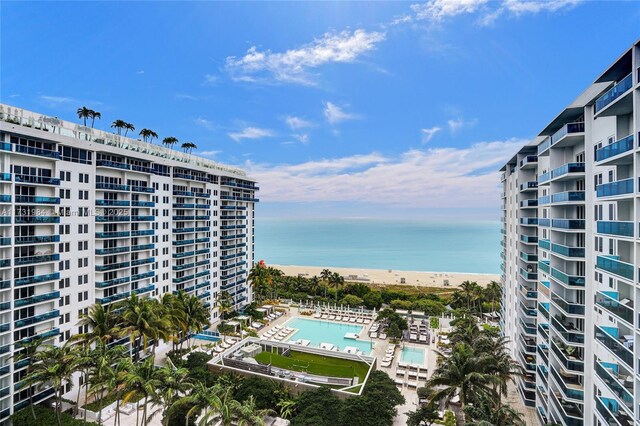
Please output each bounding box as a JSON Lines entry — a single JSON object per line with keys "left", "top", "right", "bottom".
{"left": 0, "top": 104, "right": 258, "bottom": 420}
{"left": 501, "top": 40, "right": 640, "bottom": 425}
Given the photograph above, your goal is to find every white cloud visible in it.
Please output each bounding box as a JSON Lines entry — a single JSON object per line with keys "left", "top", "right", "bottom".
{"left": 225, "top": 29, "right": 386, "bottom": 85}
{"left": 324, "top": 102, "right": 358, "bottom": 125}
{"left": 292, "top": 133, "right": 310, "bottom": 144}
{"left": 403, "top": 0, "right": 582, "bottom": 25}
{"left": 136, "top": 70, "right": 145, "bottom": 74}
{"left": 197, "top": 150, "right": 221, "bottom": 157}
{"left": 39, "top": 95, "right": 78, "bottom": 105}
{"left": 203, "top": 74, "right": 219, "bottom": 85}
{"left": 247, "top": 139, "right": 525, "bottom": 209}
{"left": 421, "top": 126, "right": 442, "bottom": 144}
{"left": 194, "top": 117, "right": 215, "bottom": 130}
{"left": 176, "top": 94, "right": 198, "bottom": 101}
{"left": 228, "top": 127, "right": 274, "bottom": 142}
{"left": 447, "top": 118, "right": 477, "bottom": 133}
{"left": 284, "top": 116, "right": 313, "bottom": 130}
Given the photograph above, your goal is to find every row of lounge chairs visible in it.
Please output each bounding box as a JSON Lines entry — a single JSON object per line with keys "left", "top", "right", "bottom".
{"left": 263, "top": 324, "right": 295, "bottom": 341}
{"left": 379, "top": 344, "right": 396, "bottom": 368}
{"left": 395, "top": 369, "right": 428, "bottom": 389}
{"left": 314, "top": 311, "right": 372, "bottom": 324}
{"left": 408, "top": 323, "right": 430, "bottom": 344}
{"left": 266, "top": 311, "right": 284, "bottom": 321}
{"left": 369, "top": 322, "right": 387, "bottom": 340}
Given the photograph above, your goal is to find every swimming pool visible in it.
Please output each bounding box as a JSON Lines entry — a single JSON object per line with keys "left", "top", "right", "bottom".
{"left": 401, "top": 346, "right": 425, "bottom": 365}
{"left": 285, "top": 317, "right": 373, "bottom": 354}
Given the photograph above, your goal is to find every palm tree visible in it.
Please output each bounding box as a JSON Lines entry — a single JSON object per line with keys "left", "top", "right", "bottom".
{"left": 153, "top": 359, "right": 194, "bottom": 426}
{"left": 484, "top": 281, "right": 502, "bottom": 312}
{"left": 88, "top": 343, "right": 127, "bottom": 424}
{"left": 248, "top": 262, "right": 269, "bottom": 303}
{"left": 217, "top": 291, "right": 234, "bottom": 322}
{"left": 162, "top": 136, "right": 178, "bottom": 150}
{"left": 77, "top": 106, "right": 91, "bottom": 126}
{"left": 139, "top": 128, "right": 158, "bottom": 143}
{"left": 122, "top": 357, "right": 161, "bottom": 426}
{"left": 75, "top": 303, "right": 120, "bottom": 345}
{"left": 232, "top": 395, "right": 272, "bottom": 425}
{"left": 70, "top": 343, "right": 93, "bottom": 421}
{"left": 111, "top": 119, "right": 127, "bottom": 136}
{"left": 117, "top": 293, "right": 170, "bottom": 360}
{"left": 181, "top": 142, "right": 197, "bottom": 153}
{"left": 309, "top": 276, "right": 320, "bottom": 296}
{"left": 320, "top": 269, "right": 332, "bottom": 298}
{"left": 13, "top": 337, "right": 45, "bottom": 421}
{"left": 23, "top": 343, "right": 75, "bottom": 426}
{"left": 183, "top": 382, "right": 224, "bottom": 426}
{"left": 109, "top": 356, "right": 132, "bottom": 426}
{"left": 276, "top": 397, "right": 296, "bottom": 419}
{"left": 330, "top": 272, "right": 344, "bottom": 302}
{"left": 89, "top": 110, "right": 101, "bottom": 128}
{"left": 123, "top": 122, "right": 135, "bottom": 137}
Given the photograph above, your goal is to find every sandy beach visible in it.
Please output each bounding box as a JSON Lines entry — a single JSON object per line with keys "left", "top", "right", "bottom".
{"left": 271, "top": 264, "right": 500, "bottom": 288}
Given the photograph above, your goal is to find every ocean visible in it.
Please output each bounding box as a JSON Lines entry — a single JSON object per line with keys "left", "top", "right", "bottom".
{"left": 254, "top": 218, "right": 501, "bottom": 274}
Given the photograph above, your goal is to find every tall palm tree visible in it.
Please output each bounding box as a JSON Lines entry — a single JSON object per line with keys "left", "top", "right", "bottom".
{"left": 232, "top": 396, "right": 272, "bottom": 425}
{"left": 309, "top": 276, "right": 320, "bottom": 296}
{"left": 320, "top": 269, "right": 332, "bottom": 298}
{"left": 458, "top": 281, "right": 480, "bottom": 310}
{"left": 162, "top": 136, "right": 178, "bottom": 150}
{"left": 183, "top": 382, "right": 224, "bottom": 426}
{"left": 122, "top": 357, "right": 161, "bottom": 426}
{"left": 89, "top": 110, "right": 101, "bottom": 128}
{"left": 484, "top": 281, "right": 502, "bottom": 312}
{"left": 153, "top": 359, "right": 194, "bottom": 426}
{"left": 123, "top": 122, "right": 135, "bottom": 137}
{"left": 88, "top": 343, "right": 127, "bottom": 424}
{"left": 217, "top": 291, "right": 233, "bottom": 322}
{"left": 139, "top": 128, "right": 158, "bottom": 143}
{"left": 77, "top": 106, "right": 91, "bottom": 126}
{"left": 75, "top": 302, "right": 120, "bottom": 345}
{"left": 13, "top": 337, "right": 45, "bottom": 421}
{"left": 182, "top": 142, "right": 197, "bottom": 153}
{"left": 23, "top": 343, "right": 75, "bottom": 426}
{"left": 117, "top": 293, "right": 170, "bottom": 360}
{"left": 70, "top": 343, "right": 93, "bottom": 422}
{"left": 248, "top": 263, "right": 269, "bottom": 303}
{"left": 111, "top": 119, "right": 127, "bottom": 136}
{"left": 330, "top": 272, "right": 344, "bottom": 302}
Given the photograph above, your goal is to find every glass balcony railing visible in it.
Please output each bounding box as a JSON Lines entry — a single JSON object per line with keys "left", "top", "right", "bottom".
{"left": 519, "top": 217, "right": 538, "bottom": 225}
{"left": 551, "top": 294, "right": 585, "bottom": 315}
{"left": 537, "top": 323, "right": 549, "bottom": 340}
{"left": 131, "top": 271, "right": 155, "bottom": 281}
{"left": 595, "top": 73, "right": 633, "bottom": 113}
{"left": 15, "top": 272, "right": 60, "bottom": 286}
{"left": 595, "top": 325, "right": 633, "bottom": 368}
{"left": 551, "top": 243, "right": 585, "bottom": 258}
{"left": 15, "top": 254, "right": 60, "bottom": 265}
{"left": 519, "top": 181, "right": 538, "bottom": 191}
{"left": 96, "top": 231, "right": 130, "bottom": 239}
{"left": 551, "top": 316, "right": 585, "bottom": 344}
{"left": 0, "top": 237, "right": 10, "bottom": 246}
{"left": 597, "top": 178, "right": 633, "bottom": 198}
{"left": 15, "top": 235, "right": 60, "bottom": 244}
{"left": 551, "top": 267, "right": 585, "bottom": 287}
{"left": 95, "top": 246, "right": 130, "bottom": 255}
{"left": 96, "top": 199, "right": 130, "bottom": 206}
{"left": 96, "top": 216, "right": 130, "bottom": 222}
{"left": 519, "top": 318, "right": 536, "bottom": 336}
{"left": 520, "top": 199, "right": 538, "bottom": 208}
{"left": 131, "top": 185, "right": 154, "bottom": 193}
{"left": 15, "top": 216, "right": 60, "bottom": 224}
{"left": 131, "top": 229, "right": 154, "bottom": 236}
{"left": 15, "top": 195, "right": 61, "bottom": 204}
{"left": 14, "top": 175, "right": 60, "bottom": 185}
{"left": 132, "top": 215, "right": 154, "bottom": 221}
{"left": 550, "top": 339, "right": 584, "bottom": 372}
{"left": 595, "top": 291, "right": 633, "bottom": 324}
{"left": 131, "top": 257, "right": 154, "bottom": 266}
{"left": 131, "top": 243, "right": 154, "bottom": 251}
{"left": 96, "top": 182, "right": 130, "bottom": 191}
{"left": 595, "top": 134, "right": 634, "bottom": 162}
{"left": 597, "top": 221, "right": 634, "bottom": 237}
{"left": 14, "top": 145, "right": 60, "bottom": 159}
{"left": 538, "top": 302, "right": 550, "bottom": 320}
{"left": 551, "top": 219, "right": 585, "bottom": 230}
{"left": 95, "top": 261, "right": 130, "bottom": 271}
{"left": 15, "top": 309, "right": 60, "bottom": 327}
{"left": 551, "top": 191, "right": 585, "bottom": 203}
{"left": 595, "top": 396, "right": 632, "bottom": 426}
{"left": 550, "top": 162, "right": 585, "bottom": 180}
{"left": 97, "top": 160, "right": 131, "bottom": 170}
{"left": 595, "top": 361, "right": 634, "bottom": 411}
{"left": 597, "top": 255, "right": 634, "bottom": 281}
{"left": 96, "top": 276, "right": 131, "bottom": 288}
{"left": 538, "top": 239, "right": 550, "bottom": 250}
{"left": 520, "top": 235, "right": 538, "bottom": 244}
{"left": 549, "top": 364, "right": 583, "bottom": 401}
{"left": 538, "top": 260, "right": 550, "bottom": 274}
{"left": 131, "top": 201, "right": 155, "bottom": 207}
{"left": 173, "top": 239, "right": 195, "bottom": 246}
{"left": 14, "top": 290, "right": 61, "bottom": 307}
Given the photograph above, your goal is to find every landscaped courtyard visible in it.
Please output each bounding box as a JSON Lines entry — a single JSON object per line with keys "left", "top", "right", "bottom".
{"left": 254, "top": 349, "right": 370, "bottom": 381}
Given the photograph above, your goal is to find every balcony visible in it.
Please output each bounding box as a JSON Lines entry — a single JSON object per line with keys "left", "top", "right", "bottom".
{"left": 551, "top": 316, "right": 584, "bottom": 345}
{"left": 131, "top": 185, "right": 154, "bottom": 193}
{"left": 550, "top": 162, "right": 585, "bottom": 181}
{"left": 15, "top": 216, "right": 60, "bottom": 224}
{"left": 96, "top": 216, "right": 130, "bottom": 222}
{"left": 594, "top": 325, "right": 633, "bottom": 368}
{"left": 519, "top": 318, "right": 536, "bottom": 336}
{"left": 550, "top": 390, "right": 583, "bottom": 426}
{"left": 538, "top": 239, "right": 550, "bottom": 250}
{"left": 131, "top": 257, "right": 154, "bottom": 266}
{"left": 550, "top": 243, "right": 585, "bottom": 258}
{"left": 551, "top": 293, "right": 585, "bottom": 316}
{"left": 15, "top": 235, "right": 60, "bottom": 244}
{"left": 595, "top": 134, "right": 634, "bottom": 164}
{"left": 97, "top": 159, "right": 131, "bottom": 170}
{"left": 596, "top": 255, "right": 633, "bottom": 281}
{"left": 537, "top": 322, "right": 549, "bottom": 340}
{"left": 519, "top": 181, "right": 538, "bottom": 192}
{"left": 96, "top": 246, "right": 130, "bottom": 255}
{"left": 597, "top": 178, "right": 633, "bottom": 198}
{"left": 96, "top": 231, "right": 130, "bottom": 239}
{"left": 96, "top": 182, "right": 130, "bottom": 191}
{"left": 550, "top": 339, "right": 584, "bottom": 373}
{"left": 595, "top": 72, "right": 633, "bottom": 114}
{"left": 551, "top": 219, "right": 584, "bottom": 230}
{"left": 14, "top": 290, "right": 61, "bottom": 307}
{"left": 15, "top": 309, "right": 60, "bottom": 327}
{"left": 519, "top": 199, "right": 538, "bottom": 208}
{"left": 520, "top": 235, "right": 538, "bottom": 244}
{"left": 538, "top": 302, "right": 550, "bottom": 320}
{"left": 96, "top": 199, "right": 130, "bottom": 206}
{"left": 96, "top": 276, "right": 131, "bottom": 288}
{"left": 551, "top": 191, "right": 585, "bottom": 204}
{"left": 131, "top": 271, "right": 154, "bottom": 281}
{"left": 132, "top": 215, "right": 154, "bottom": 221}
{"left": 519, "top": 217, "right": 538, "bottom": 226}
{"left": 173, "top": 251, "right": 195, "bottom": 259}
{"left": 538, "top": 195, "right": 550, "bottom": 205}
{"left": 173, "top": 190, "right": 194, "bottom": 197}
{"left": 131, "top": 243, "right": 154, "bottom": 251}
{"left": 15, "top": 253, "right": 60, "bottom": 265}
{"left": 131, "top": 201, "right": 154, "bottom": 207}
{"left": 95, "top": 261, "right": 130, "bottom": 272}
{"left": 549, "top": 364, "right": 583, "bottom": 401}
{"left": 174, "top": 239, "right": 195, "bottom": 246}
{"left": 595, "top": 291, "right": 633, "bottom": 324}
{"left": 14, "top": 145, "right": 60, "bottom": 159}
{"left": 597, "top": 221, "right": 633, "bottom": 238}
{"left": 595, "top": 361, "right": 634, "bottom": 412}
{"left": 595, "top": 396, "right": 634, "bottom": 426}
{"left": 15, "top": 272, "right": 60, "bottom": 286}
{"left": 537, "top": 343, "right": 549, "bottom": 365}
{"left": 519, "top": 156, "right": 538, "bottom": 169}
{"left": 131, "top": 229, "right": 154, "bottom": 236}
{"left": 14, "top": 175, "right": 60, "bottom": 185}
{"left": 538, "top": 260, "right": 550, "bottom": 274}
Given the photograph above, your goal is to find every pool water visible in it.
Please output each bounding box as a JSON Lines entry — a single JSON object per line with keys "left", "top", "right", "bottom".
{"left": 401, "top": 346, "right": 425, "bottom": 365}
{"left": 285, "top": 317, "right": 373, "bottom": 354}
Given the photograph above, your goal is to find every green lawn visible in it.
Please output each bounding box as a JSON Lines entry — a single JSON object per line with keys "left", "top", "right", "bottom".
{"left": 254, "top": 350, "right": 370, "bottom": 382}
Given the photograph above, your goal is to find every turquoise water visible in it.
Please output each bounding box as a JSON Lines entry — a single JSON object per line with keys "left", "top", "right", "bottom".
{"left": 255, "top": 218, "right": 501, "bottom": 274}
{"left": 401, "top": 346, "right": 425, "bottom": 365}
{"left": 285, "top": 317, "right": 374, "bottom": 354}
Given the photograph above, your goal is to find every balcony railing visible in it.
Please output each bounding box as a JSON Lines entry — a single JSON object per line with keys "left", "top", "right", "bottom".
{"left": 14, "top": 175, "right": 60, "bottom": 185}
{"left": 550, "top": 243, "right": 585, "bottom": 258}
{"left": 595, "top": 73, "right": 633, "bottom": 113}
{"left": 14, "top": 144, "right": 60, "bottom": 159}
{"left": 519, "top": 181, "right": 538, "bottom": 191}
{"left": 15, "top": 253, "right": 60, "bottom": 265}
{"left": 595, "top": 396, "right": 633, "bottom": 426}
{"left": 597, "top": 220, "right": 634, "bottom": 238}
{"left": 15, "top": 309, "right": 60, "bottom": 327}
{"left": 551, "top": 122, "right": 585, "bottom": 144}
{"left": 519, "top": 217, "right": 538, "bottom": 226}
{"left": 520, "top": 235, "right": 538, "bottom": 244}
{"left": 550, "top": 191, "right": 585, "bottom": 203}
{"left": 595, "top": 291, "right": 633, "bottom": 324}
{"left": 15, "top": 234, "right": 60, "bottom": 244}
{"left": 549, "top": 364, "right": 583, "bottom": 401}
{"left": 597, "top": 178, "right": 633, "bottom": 198}
{"left": 519, "top": 199, "right": 538, "bottom": 208}
{"left": 550, "top": 162, "right": 585, "bottom": 180}
{"left": 538, "top": 260, "right": 550, "bottom": 274}
{"left": 550, "top": 339, "right": 584, "bottom": 372}
{"left": 551, "top": 294, "right": 585, "bottom": 315}
{"left": 551, "top": 267, "right": 585, "bottom": 287}
{"left": 595, "top": 325, "right": 633, "bottom": 368}
{"left": 595, "top": 361, "right": 634, "bottom": 412}
{"left": 551, "top": 316, "right": 585, "bottom": 344}
{"left": 551, "top": 219, "right": 584, "bottom": 230}
{"left": 96, "top": 231, "right": 130, "bottom": 239}
{"left": 595, "top": 133, "right": 634, "bottom": 162}
{"left": 14, "top": 290, "right": 60, "bottom": 307}
{"left": 596, "top": 255, "right": 634, "bottom": 281}
{"left": 15, "top": 272, "right": 60, "bottom": 286}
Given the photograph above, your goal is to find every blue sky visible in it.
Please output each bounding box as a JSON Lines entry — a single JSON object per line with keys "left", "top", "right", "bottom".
{"left": 2, "top": 1, "right": 639, "bottom": 219}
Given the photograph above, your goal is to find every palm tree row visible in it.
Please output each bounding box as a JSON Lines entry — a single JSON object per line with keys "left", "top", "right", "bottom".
{"left": 248, "top": 261, "right": 284, "bottom": 302}
{"left": 75, "top": 106, "right": 192, "bottom": 152}
{"left": 19, "top": 291, "right": 211, "bottom": 426}
{"left": 415, "top": 312, "right": 524, "bottom": 425}
{"left": 450, "top": 280, "right": 501, "bottom": 316}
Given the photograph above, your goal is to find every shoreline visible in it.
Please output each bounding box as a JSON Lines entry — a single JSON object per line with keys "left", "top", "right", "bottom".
{"left": 271, "top": 264, "right": 500, "bottom": 288}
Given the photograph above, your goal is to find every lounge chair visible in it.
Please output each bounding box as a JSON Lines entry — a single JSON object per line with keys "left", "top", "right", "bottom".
{"left": 356, "top": 318, "right": 363, "bottom": 324}
{"left": 370, "top": 332, "right": 378, "bottom": 338}
{"left": 349, "top": 317, "right": 356, "bottom": 323}
{"left": 379, "top": 333, "right": 387, "bottom": 339}
{"left": 321, "top": 314, "right": 328, "bottom": 319}
{"left": 329, "top": 315, "right": 336, "bottom": 320}
{"left": 380, "top": 360, "right": 392, "bottom": 368}
{"left": 314, "top": 313, "right": 321, "bottom": 318}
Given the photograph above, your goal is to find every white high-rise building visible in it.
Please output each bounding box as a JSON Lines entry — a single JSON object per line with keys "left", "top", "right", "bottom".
{"left": 0, "top": 104, "right": 258, "bottom": 420}
{"left": 500, "top": 40, "right": 639, "bottom": 425}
